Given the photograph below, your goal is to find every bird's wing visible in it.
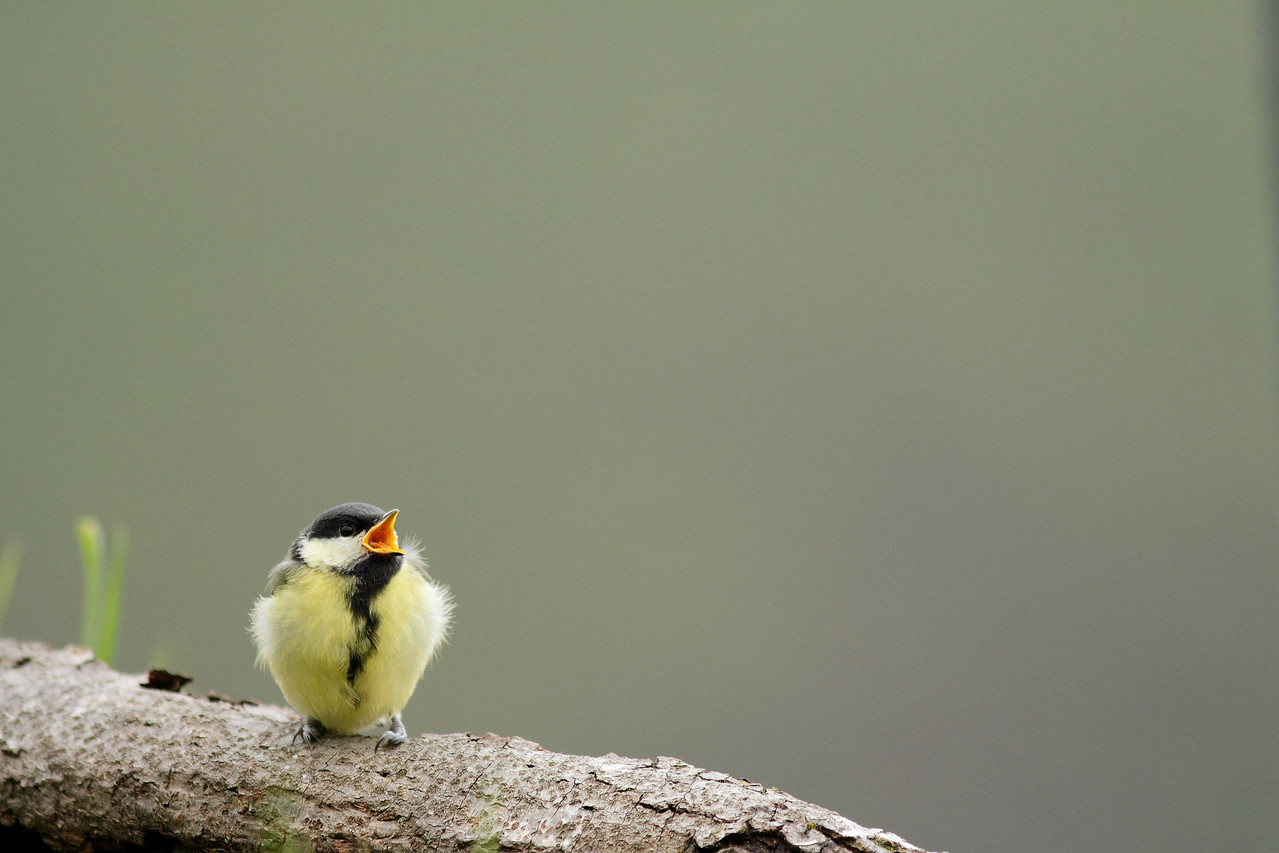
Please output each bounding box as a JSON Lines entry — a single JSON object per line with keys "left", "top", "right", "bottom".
{"left": 265, "top": 558, "right": 303, "bottom": 594}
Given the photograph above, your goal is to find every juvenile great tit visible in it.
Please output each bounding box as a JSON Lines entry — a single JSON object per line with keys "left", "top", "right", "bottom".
{"left": 250, "top": 503, "right": 453, "bottom": 750}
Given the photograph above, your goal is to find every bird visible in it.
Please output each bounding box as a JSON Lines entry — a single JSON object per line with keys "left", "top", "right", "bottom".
{"left": 250, "top": 502, "right": 453, "bottom": 750}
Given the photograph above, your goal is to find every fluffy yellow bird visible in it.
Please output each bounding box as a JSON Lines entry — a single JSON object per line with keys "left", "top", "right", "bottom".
{"left": 250, "top": 503, "right": 452, "bottom": 749}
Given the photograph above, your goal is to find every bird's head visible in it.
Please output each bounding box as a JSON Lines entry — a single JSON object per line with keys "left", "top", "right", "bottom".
{"left": 292, "top": 502, "right": 405, "bottom": 572}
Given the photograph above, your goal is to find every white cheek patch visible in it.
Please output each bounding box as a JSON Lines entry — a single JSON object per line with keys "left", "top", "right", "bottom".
{"left": 298, "top": 536, "right": 364, "bottom": 570}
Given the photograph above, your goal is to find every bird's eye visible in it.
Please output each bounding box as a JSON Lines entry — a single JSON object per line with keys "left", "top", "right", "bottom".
{"left": 338, "top": 524, "right": 357, "bottom": 538}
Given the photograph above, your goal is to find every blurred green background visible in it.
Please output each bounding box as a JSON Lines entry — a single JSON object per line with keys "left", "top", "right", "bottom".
{"left": 2, "top": 4, "right": 1276, "bottom": 852}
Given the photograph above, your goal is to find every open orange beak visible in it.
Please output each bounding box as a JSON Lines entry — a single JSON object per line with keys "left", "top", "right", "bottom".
{"left": 361, "top": 509, "right": 405, "bottom": 556}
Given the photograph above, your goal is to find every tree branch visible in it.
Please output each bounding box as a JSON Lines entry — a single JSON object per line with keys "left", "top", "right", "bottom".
{"left": 0, "top": 639, "right": 936, "bottom": 853}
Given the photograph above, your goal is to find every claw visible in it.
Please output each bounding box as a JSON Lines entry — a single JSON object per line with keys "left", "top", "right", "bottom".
{"left": 374, "top": 713, "right": 407, "bottom": 753}
{"left": 292, "top": 718, "right": 325, "bottom": 745}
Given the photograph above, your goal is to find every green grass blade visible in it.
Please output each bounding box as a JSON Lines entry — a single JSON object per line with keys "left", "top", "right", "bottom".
{"left": 97, "top": 526, "right": 129, "bottom": 665}
{"left": 0, "top": 539, "right": 20, "bottom": 632}
{"left": 76, "top": 517, "right": 105, "bottom": 653}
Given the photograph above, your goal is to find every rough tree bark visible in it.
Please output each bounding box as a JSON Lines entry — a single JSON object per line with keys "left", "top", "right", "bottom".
{"left": 0, "top": 639, "right": 937, "bottom": 853}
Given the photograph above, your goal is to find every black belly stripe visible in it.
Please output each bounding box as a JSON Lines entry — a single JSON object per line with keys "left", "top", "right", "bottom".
{"left": 346, "top": 647, "right": 367, "bottom": 686}
{"left": 344, "top": 554, "right": 401, "bottom": 685}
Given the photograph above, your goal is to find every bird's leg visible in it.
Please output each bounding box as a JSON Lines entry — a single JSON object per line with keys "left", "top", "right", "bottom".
{"left": 375, "top": 713, "right": 407, "bottom": 752}
{"left": 292, "top": 717, "right": 325, "bottom": 745}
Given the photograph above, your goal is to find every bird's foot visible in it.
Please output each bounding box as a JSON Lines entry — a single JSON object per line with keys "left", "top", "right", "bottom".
{"left": 292, "top": 718, "right": 325, "bottom": 745}
{"left": 374, "top": 713, "right": 407, "bottom": 753}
